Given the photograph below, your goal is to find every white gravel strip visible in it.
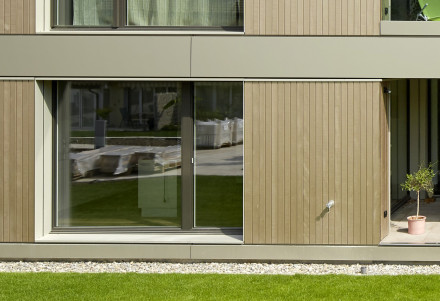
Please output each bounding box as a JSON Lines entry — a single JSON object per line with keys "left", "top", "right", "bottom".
{"left": 0, "top": 262, "right": 440, "bottom": 275}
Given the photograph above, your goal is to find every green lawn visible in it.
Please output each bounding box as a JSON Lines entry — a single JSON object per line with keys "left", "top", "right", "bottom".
{"left": 61, "top": 176, "right": 242, "bottom": 227}
{"left": 0, "top": 273, "right": 439, "bottom": 300}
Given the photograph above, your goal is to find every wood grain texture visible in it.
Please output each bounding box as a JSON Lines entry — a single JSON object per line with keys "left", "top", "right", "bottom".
{"left": 0, "top": 0, "right": 35, "bottom": 34}
{"left": 244, "top": 81, "right": 387, "bottom": 245}
{"left": 0, "top": 80, "right": 35, "bottom": 242}
{"left": 245, "top": 0, "right": 381, "bottom": 35}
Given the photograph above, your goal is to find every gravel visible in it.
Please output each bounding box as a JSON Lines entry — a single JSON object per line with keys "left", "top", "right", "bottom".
{"left": 0, "top": 262, "right": 440, "bottom": 275}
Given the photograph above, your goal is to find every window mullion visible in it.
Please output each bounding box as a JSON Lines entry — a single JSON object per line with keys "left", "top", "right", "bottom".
{"left": 181, "top": 82, "right": 195, "bottom": 231}
{"left": 113, "top": 0, "right": 124, "bottom": 28}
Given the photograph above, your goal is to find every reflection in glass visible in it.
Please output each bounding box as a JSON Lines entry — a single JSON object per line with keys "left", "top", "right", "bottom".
{"left": 55, "top": 0, "right": 113, "bottom": 26}
{"left": 56, "top": 81, "right": 181, "bottom": 227}
{"left": 127, "top": 0, "right": 244, "bottom": 28}
{"left": 387, "top": 0, "right": 426, "bottom": 21}
{"left": 194, "top": 82, "right": 243, "bottom": 228}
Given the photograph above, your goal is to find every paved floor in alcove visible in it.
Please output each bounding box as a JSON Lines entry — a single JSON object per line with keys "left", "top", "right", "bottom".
{"left": 381, "top": 199, "right": 440, "bottom": 245}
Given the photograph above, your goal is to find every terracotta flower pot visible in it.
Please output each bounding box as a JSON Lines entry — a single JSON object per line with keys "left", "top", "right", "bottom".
{"left": 407, "top": 216, "right": 426, "bottom": 235}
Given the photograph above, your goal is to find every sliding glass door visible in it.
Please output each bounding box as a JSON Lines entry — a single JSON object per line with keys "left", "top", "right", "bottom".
{"left": 55, "top": 81, "right": 242, "bottom": 230}
{"left": 194, "top": 82, "right": 243, "bottom": 227}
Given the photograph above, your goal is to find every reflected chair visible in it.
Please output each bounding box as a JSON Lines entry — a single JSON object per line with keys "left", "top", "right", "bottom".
{"left": 417, "top": 0, "right": 440, "bottom": 21}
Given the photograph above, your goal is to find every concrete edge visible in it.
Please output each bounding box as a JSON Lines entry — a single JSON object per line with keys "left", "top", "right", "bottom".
{"left": 1, "top": 244, "right": 440, "bottom": 263}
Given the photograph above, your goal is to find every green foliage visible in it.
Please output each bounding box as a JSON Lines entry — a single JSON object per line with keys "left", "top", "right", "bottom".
{"left": 96, "top": 108, "right": 112, "bottom": 120}
{"left": 401, "top": 163, "right": 436, "bottom": 194}
{"left": 401, "top": 163, "right": 436, "bottom": 217}
{"left": 2, "top": 273, "right": 440, "bottom": 300}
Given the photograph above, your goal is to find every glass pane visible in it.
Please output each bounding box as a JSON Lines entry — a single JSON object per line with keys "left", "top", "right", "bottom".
{"left": 126, "top": 0, "right": 244, "bottom": 28}
{"left": 194, "top": 82, "right": 243, "bottom": 228}
{"left": 386, "top": 0, "right": 426, "bottom": 21}
{"left": 55, "top": 0, "right": 113, "bottom": 26}
{"left": 57, "top": 81, "right": 182, "bottom": 227}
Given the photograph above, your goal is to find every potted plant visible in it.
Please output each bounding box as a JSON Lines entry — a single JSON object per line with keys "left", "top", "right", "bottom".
{"left": 401, "top": 163, "right": 436, "bottom": 235}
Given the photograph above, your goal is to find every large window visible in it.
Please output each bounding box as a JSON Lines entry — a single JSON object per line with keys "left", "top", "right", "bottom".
{"left": 54, "top": 0, "right": 244, "bottom": 30}
{"left": 55, "top": 81, "right": 243, "bottom": 230}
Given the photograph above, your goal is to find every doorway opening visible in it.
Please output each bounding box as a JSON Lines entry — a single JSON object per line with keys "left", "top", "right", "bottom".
{"left": 382, "top": 79, "right": 440, "bottom": 244}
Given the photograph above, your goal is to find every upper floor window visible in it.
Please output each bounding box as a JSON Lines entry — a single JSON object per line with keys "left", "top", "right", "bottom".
{"left": 383, "top": 0, "right": 440, "bottom": 21}
{"left": 54, "top": 0, "right": 244, "bottom": 31}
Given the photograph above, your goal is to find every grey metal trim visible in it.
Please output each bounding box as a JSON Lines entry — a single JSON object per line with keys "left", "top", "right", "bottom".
{"left": 181, "top": 82, "right": 195, "bottom": 230}
{"left": 381, "top": 21, "right": 440, "bottom": 36}
{"left": 1, "top": 244, "right": 440, "bottom": 263}
{"left": 4, "top": 36, "right": 440, "bottom": 78}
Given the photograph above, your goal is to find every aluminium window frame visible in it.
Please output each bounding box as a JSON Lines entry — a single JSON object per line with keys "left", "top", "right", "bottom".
{"left": 50, "top": 80, "right": 243, "bottom": 235}
{"left": 51, "top": 0, "right": 244, "bottom": 32}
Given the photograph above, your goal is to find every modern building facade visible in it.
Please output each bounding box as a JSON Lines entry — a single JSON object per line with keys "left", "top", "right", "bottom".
{"left": 1, "top": 0, "right": 440, "bottom": 262}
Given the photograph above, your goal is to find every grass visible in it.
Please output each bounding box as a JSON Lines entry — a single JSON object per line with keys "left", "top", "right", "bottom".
{"left": 62, "top": 176, "right": 243, "bottom": 227}
{"left": 0, "top": 273, "right": 440, "bottom": 300}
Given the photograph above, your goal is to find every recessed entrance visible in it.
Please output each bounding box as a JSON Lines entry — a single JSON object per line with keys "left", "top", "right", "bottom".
{"left": 382, "top": 79, "right": 440, "bottom": 244}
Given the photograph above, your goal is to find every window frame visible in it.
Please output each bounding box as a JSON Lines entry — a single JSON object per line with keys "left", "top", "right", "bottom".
{"left": 35, "top": 80, "right": 244, "bottom": 243}
{"left": 50, "top": 0, "right": 245, "bottom": 32}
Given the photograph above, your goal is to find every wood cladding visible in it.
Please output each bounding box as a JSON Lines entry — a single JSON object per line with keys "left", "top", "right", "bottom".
{"left": 0, "top": 0, "right": 35, "bottom": 34}
{"left": 0, "top": 81, "right": 35, "bottom": 242}
{"left": 244, "top": 81, "right": 389, "bottom": 245}
{"left": 245, "top": 0, "right": 381, "bottom": 36}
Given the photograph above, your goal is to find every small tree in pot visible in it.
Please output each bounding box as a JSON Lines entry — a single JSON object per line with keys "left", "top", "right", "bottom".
{"left": 401, "top": 163, "right": 436, "bottom": 235}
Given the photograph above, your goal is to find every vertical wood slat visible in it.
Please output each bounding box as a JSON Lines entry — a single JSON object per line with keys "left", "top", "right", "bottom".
{"left": 265, "top": 82, "right": 272, "bottom": 243}
{"left": 303, "top": 0, "right": 310, "bottom": 35}
{"left": 353, "top": 82, "right": 362, "bottom": 245}
{"left": 245, "top": 0, "right": 254, "bottom": 35}
{"left": 0, "top": 0, "right": 5, "bottom": 34}
{"left": 341, "top": 83, "right": 348, "bottom": 244}
{"left": 251, "top": 83, "right": 260, "bottom": 244}
{"left": 316, "top": 0, "right": 323, "bottom": 36}
{"left": 296, "top": 82, "right": 304, "bottom": 244}
{"left": 303, "top": 83, "right": 310, "bottom": 244}
{"left": 315, "top": 83, "right": 323, "bottom": 243}
{"left": 322, "top": 0, "right": 329, "bottom": 36}
{"left": 322, "top": 83, "right": 329, "bottom": 244}
{"left": 0, "top": 0, "right": 35, "bottom": 34}
{"left": 284, "top": 83, "right": 291, "bottom": 243}
{"left": 27, "top": 81, "right": 35, "bottom": 242}
{"left": 366, "top": 82, "right": 373, "bottom": 245}
{"left": 290, "top": 0, "right": 297, "bottom": 35}
{"left": 271, "top": 83, "right": 278, "bottom": 243}
{"left": 278, "top": 0, "right": 285, "bottom": 35}
{"left": 4, "top": 82, "right": 11, "bottom": 241}
{"left": 328, "top": 0, "right": 336, "bottom": 35}
{"left": 0, "top": 80, "right": 34, "bottom": 243}
{"left": 244, "top": 83, "right": 253, "bottom": 243}
{"left": 347, "top": 82, "right": 354, "bottom": 244}
{"left": 309, "top": 0, "right": 317, "bottom": 36}
{"left": 290, "top": 83, "right": 297, "bottom": 243}
{"left": 297, "top": 0, "right": 304, "bottom": 35}
{"left": 372, "top": 83, "right": 381, "bottom": 244}
{"left": 309, "top": 82, "right": 316, "bottom": 244}
{"left": 16, "top": 82, "right": 23, "bottom": 242}
{"left": 244, "top": 81, "right": 385, "bottom": 245}
{"left": 360, "top": 82, "right": 367, "bottom": 244}
{"left": 277, "top": 83, "right": 285, "bottom": 243}
{"left": 335, "top": 0, "right": 342, "bottom": 35}
{"left": 334, "top": 82, "right": 342, "bottom": 244}
{"left": 4, "top": 0, "right": 10, "bottom": 33}
{"left": 258, "top": 83, "right": 266, "bottom": 243}
{"left": 245, "top": 0, "right": 381, "bottom": 35}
